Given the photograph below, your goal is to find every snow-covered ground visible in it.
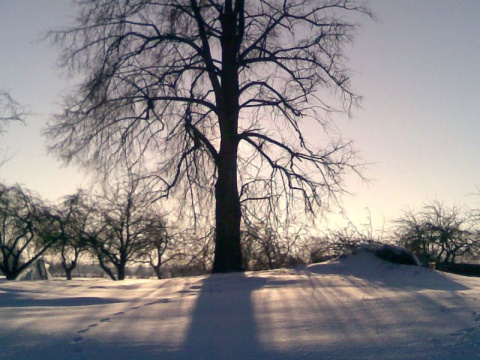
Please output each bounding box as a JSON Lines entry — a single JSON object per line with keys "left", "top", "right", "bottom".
{"left": 1, "top": 251, "right": 480, "bottom": 360}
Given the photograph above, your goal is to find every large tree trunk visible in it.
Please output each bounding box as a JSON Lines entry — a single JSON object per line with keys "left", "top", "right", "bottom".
{"left": 117, "top": 264, "right": 126, "bottom": 280}
{"left": 212, "top": 141, "right": 243, "bottom": 272}
{"left": 211, "top": 4, "right": 243, "bottom": 273}
{"left": 1, "top": 256, "right": 21, "bottom": 280}
{"left": 5, "top": 272, "right": 18, "bottom": 281}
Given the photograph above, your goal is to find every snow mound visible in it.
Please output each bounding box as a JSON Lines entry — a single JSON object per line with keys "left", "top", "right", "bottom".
{"left": 360, "top": 242, "right": 420, "bottom": 266}
{"left": 307, "top": 247, "right": 466, "bottom": 291}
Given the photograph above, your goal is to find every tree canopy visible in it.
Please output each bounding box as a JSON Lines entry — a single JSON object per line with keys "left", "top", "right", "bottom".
{"left": 47, "top": 0, "right": 371, "bottom": 272}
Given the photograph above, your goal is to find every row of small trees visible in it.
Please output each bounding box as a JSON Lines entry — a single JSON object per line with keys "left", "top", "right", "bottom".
{"left": 306, "top": 202, "right": 480, "bottom": 266}
{"left": 2, "top": 175, "right": 479, "bottom": 281}
{"left": 0, "top": 175, "right": 307, "bottom": 280}
{"left": 0, "top": 177, "right": 173, "bottom": 280}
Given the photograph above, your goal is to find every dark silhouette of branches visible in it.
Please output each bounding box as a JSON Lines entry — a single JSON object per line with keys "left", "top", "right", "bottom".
{"left": 0, "top": 90, "right": 27, "bottom": 165}
{"left": 0, "top": 183, "right": 57, "bottom": 280}
{"left": 86, "top": 173, "right": 166, "bottom": 280}
{"left": 395, "top": 202, "right": 475, "bottom": 264}
{"left": 0, "top": 90, "right": 25, "bottom": 128}
{"left": 46, "top": 191, "right": 91, "bottom": 280}
{"left": 46, "top": 0, "right": 372, "bottom": 272}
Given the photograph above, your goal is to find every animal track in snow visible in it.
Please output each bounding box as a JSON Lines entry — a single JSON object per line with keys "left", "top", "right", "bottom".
{"left": 146, "top": 298, "right": 170, "bottom": 306}
{"left": 473, "top": 311, "right": 480, "bottom": 322}
{"left": 72, "top": 336, "right": 84, "bottom": 343}
{"left": 70, "top": 297, "right": 172, "bottom": 349}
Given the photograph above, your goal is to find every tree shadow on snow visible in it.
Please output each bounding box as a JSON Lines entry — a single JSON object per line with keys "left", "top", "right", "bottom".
{"left": 173, "top": 273, "right": 278, "bottom": 359}
{"left": 0, "top": 289, "right": 126, "bottom": 307}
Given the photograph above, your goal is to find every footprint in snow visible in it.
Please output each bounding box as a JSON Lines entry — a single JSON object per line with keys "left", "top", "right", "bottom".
{"left": 72, "top": 336, "right": 84, "bottom": 343}
{"left": 146, "top": 298, "right": 170, "bottom": 306}
{"left": 472, "top": 311, "right": 480, "bottom": 322}
{"left": 71, "top": 298, "right": 172, "bottom": 345}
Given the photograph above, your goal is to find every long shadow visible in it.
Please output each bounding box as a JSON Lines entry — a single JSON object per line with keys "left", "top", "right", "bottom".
{"left": 0, "top": 291, "right": 126, "bottom": 307}
{"left": 174, "top": 273, "right": 271, "bottom": 359}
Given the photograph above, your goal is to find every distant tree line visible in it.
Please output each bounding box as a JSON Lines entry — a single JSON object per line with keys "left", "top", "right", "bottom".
{"left": 0, "top": 178, "right": 175, "bottom": 280}
{"left": 1, "top": 178, "right": 480, "bottom": 281}
{"left": 0, "top": 176, "right": 306, "bottom": 280}
{"left": 306, "top": 202, "right": 480, "bottom": 267}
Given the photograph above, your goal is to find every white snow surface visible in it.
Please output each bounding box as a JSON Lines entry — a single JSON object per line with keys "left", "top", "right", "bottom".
{"left": 1, "top": 251, "right": 480, "bottom": 359}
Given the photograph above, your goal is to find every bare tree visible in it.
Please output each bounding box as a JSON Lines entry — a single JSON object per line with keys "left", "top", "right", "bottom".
{"left": 139, "top": 223, "right": 169, "bottom": 279}
{"left": 89, "top": 174, "right": 164, "bottom": 280}
{"left": 0, "top": 183, "right": 57, "bottom": 280}
{"left": 161, "top": 226, "right": 216, "bottom": 276}
{"left": 395, "top": 202, "right": 474, "bottom": 264}
{"left": 137, "top": 220, "right": 174, "bottom": 279}
{"left": 241, "top": 209, "right": 305, "bottom": 270}
{"left": 47, "top": 0, "right": 371, "bottom": 272}
{"left": 51, "top": 191, "right": 117, "bottom": 280}
{"left": 47, "top": 192, "right": 89, "bottom": 280}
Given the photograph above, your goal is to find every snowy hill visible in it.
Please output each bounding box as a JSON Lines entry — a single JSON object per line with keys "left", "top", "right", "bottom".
{"left": 1, "top": 251, "right": 479, "bottom": 359}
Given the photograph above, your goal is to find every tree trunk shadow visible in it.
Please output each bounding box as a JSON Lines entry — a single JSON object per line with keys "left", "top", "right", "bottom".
{"left": 177, "top": 273, "right": 269, "bottom": 359}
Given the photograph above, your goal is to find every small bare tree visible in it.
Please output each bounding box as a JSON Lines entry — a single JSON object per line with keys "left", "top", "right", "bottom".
{"left": 47, "top": 0, "right": 371, "bottom": 272}
{"left": 89, "top": 174, "right": 164, "bottom": 280}
{"left": 0, "top": 183, "right": 57, "bottom": 280}
{"left": 136, "top": 217, "right": 176, "bottom": 279}
{"left": 241, "top": 210, "right": 305, "bottom": 270}
{"left": 395, "top": 202, "right": 474, "bottom": 264}
{"left": 47, "top": 192, "right": 90, "bottom": 280}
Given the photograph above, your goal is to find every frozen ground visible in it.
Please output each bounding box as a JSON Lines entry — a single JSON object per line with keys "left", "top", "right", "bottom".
{"left": 1, "top": 251, "right": 480, "bottom": 359}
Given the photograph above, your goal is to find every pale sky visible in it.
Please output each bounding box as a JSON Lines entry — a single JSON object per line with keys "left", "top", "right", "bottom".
{"left": 1, "top": 0, "right": 479, "bottom": 232}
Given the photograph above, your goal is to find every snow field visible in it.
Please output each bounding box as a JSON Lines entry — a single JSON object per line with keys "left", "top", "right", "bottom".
{"left": 1, "top": 251, "right": 479, "bottom": 359}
